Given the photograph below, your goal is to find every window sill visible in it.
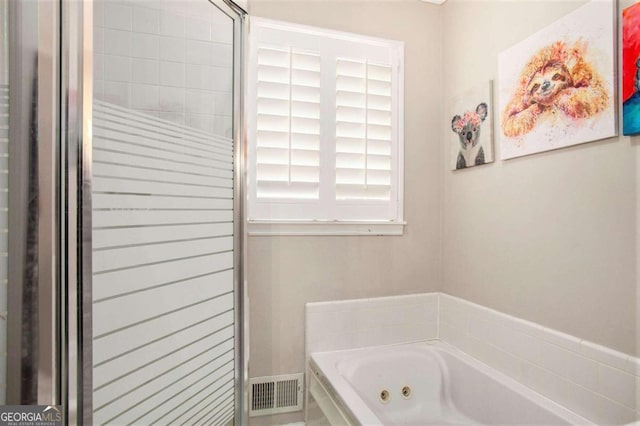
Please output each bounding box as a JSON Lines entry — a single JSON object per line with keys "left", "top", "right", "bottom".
{"left": 246, "top": 220, "right": 406, "bottom": 236}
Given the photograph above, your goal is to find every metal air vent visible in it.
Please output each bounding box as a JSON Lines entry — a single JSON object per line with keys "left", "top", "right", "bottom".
{"left": 249, "top": 373, "right": 304, "bottom": 416}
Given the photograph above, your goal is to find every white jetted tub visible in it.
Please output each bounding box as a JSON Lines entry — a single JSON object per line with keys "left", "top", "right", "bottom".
{"left": 308, "top": 341, "right": 591, "bottom": 425}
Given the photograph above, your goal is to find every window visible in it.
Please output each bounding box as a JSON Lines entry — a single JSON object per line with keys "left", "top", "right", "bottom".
{"left": 247, "top": 18, "right": 405, "bottom": 235}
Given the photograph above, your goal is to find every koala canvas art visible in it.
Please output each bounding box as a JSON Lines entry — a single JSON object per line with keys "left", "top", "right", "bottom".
{"left": 448, "top": 82, "right": 494, "bottom": 170}
{"left": 498, "top": 0, "right": 616, "bottom": 160}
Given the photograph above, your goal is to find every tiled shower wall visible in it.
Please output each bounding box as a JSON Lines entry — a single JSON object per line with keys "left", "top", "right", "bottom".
{"left": 93, "top": 0, "right": 233, "bottom": 138}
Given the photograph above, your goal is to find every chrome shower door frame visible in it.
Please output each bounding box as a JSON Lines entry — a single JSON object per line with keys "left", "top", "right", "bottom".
{"left": 6, "top": 0, "right": 62, "bottom": 408}
{"left": 62, "top": 0, "right": 248, "bottom": 424}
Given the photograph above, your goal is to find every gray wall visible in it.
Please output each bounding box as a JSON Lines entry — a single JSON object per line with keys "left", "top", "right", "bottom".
{"left": 245, "top": 0, "right": 638, "bottom": 423}
{"left": 441, "top": 0, "right": 638, "bottom": 357}
{"left": 246, "top": 1, "right": 443, "bottom": 424}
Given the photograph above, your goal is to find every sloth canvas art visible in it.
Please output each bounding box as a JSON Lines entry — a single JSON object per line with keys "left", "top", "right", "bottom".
{"left": 498, "top": 0, "right": 616, "bottom": 159}
{"left": 502, "top": 40, "right": 608, "bottom": 138}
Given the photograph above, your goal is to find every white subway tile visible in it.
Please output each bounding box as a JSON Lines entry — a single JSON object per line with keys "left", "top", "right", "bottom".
{"left": 537, "top": 340, "right": 571, "bottom": 377}
{"left": 103, "top": 81, "right": 131, "bottom": 108}
{"left": 541, "top": 326, "right": 583, "bottom": 354}
{"left": 581, "top": 340, "right": 630, "bottom": 371}
{"left": 305, "top": 302, "right": 333, "bottom": 316}
{"left": 134, "top": 110, "right": 159, "bottom": 118}
{"left": 94, "top": 27, "right": 104, "bottom": 54}
{"left": 93, "top": 79, "right": 104, "bottom": 99}
{"left": 162, "top": 0, "right": 198, "bottom": 17}
{"left": 503, "top": 314, "right": 547, "bottom": 341}
{"left": 359, "top": 294, "right": 402, "bottom": 310}
{"left": 132, "top": 33, "right": 159, "bottom": 60}
{"left": 440, "top": 302, "right": 466, "bottom": 330}
{"left": 458, "top": 334, "right": 486, "bottom": 362}
{"left": 133, "top": 6, "right": 160, "bottom": 34}
{"left": 598, "top": 363, "right": 636, "bottom": 409}
{"left": 502, "top": 329, "right": 541, "bottom": 364}
{"left": 132, "top": 58, "right": 159, "bottom": 84}
{"left": 135, "top": 0, "right": 161, "bottom": 10}
{"left": 519, "top": 360, "right": 542, "bottom": 390}
{"left": 157, "top": 112, "right": 185, "bottom": 125}
{"left": 561, "top": 382, "right": 602, "bottom": 423}
{"left": 94, "top": 0, "right": 105, "bottom": 27}
{"left": 329, "top": 309, "right": 363, "bottom": 335}
{"left": 596, "top": 393, "right": 638, "bottom": 425}
{"left": 440, "top": 322, "right": 467, "bottom": 352}
{"left": 211, "top": 43, "right": 233, "bottom": 68}
{"left": 185, "top": 17, "right": 211, "bottom": 41}
{"left": 186, "top": 40, "right": 213, "bottom": 66}
{"left": 420, "top": 301, "right": 439, "bottom": 325}
{"left": 394, "top": 322, "right": 434, "bottom": 344}
{"left": 306, "top": 326, "right": 342, "bottom": 355}
{"left": 158, "top": 86, "right": 185, "bottom": 112}
{"left": 104, "top": 55, "right": 131, "bottom": 83}
{"left": 159, "top": 37, "right": 185, "bottom": 63}
{"left": 180, "top": 0, "right": 216, "bottom": 19}
{"left": 210, "top": 12, "right": 233, "bottom": 44}
{"left": 306, "top": 297, "right": 370, "bottom": 314}
{"left": 104, "top": 2, "right": 132, "bottom": 31}
{"left": 481, "top": 342, "right": 522, "bottom": 381}
{"left": 423, "top": 321, "right": 438, "bottom": 340}
{"left": 360, "top": 324, "right": 422, "bottom": 348}
{"left": 327, "top": 331, "right": 362, "bottom": 353}
{"left": 533, "top": 367, "right": 570, "bottom": 405}
{"left": 160, "top": 11, "right": 185, "bottom": 37}
{"left": 626, "top": 356, "right": 640, "bottom": 377}
{"left": 212, "top": 92, "right": 232, "bottom": 117}
{"left": 185, "top": 64, "right": 212, "bottom": 90}
{"left": 185, "top": 89, "right": 214, "bottom": 115}
{"left": 131, "top": 84, "right": 159, "bottom": 111}
{"left": 214, "top": 115, "right": 232, "bottom": 138}
{"left": 159, "top": 61, "right": 185, "bottom": 88}
{"left": 103, "top": 29, "right": 132, "bottom": 57}
{"left": 94, "top": 54, "right": 105, "bottom": 81}
{"left": 568, "top": 353, "right": 599, "bottom": 392}
{"left": 210, "top": 66, "right": 233, "bottom": 92}
{"left": 468, "top": 314, "right": 495, "bottom": 344}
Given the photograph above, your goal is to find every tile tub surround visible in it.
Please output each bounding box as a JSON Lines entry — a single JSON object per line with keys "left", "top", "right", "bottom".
{"left": 305, "top": 293, "right": 439, "bottom": 360}
{"left": 438, "top": 294, "right": 640, "bottom": 425}
{"left": 305, "top": 293, "right": 639, "bottom": 425}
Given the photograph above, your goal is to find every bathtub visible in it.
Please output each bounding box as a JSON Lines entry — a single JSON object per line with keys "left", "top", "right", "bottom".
{"left": 308, "top": 341, "right": 591, "bottom": 425}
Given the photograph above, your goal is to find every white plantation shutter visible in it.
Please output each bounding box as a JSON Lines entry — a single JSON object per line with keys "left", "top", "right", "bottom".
{"left": 335, "top": 60, "right": 393, "bottom": 201}
{"left": 255, "top": 47, "right": 321, "bottom": 200}
{"left": 248, "top": 18, "right": 404, "bottom": 230}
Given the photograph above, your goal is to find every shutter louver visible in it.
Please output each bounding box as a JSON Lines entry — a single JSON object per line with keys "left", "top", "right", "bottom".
{"left": 335, "top": 59, "right": 393, "bottom": 201}
{"left": 255, "top": 47, "right": 321, "bottom": 200}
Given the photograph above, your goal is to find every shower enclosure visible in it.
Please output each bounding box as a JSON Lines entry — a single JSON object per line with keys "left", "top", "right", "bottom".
{"left": 3, "top": 0, "right": 247, "bottom": 424}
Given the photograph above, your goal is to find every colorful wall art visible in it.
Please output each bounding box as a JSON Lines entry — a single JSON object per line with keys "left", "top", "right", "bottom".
{"left": 623, "top": 2, "right": 640, "bottom": 135}
{"left": 498, "top": 0, "right": 616, "bottom": 160}
{"left": 448, "top": 81, "right": 494, "bottom": 170}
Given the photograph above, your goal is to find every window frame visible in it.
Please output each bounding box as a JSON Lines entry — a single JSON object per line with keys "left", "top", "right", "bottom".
{"left": 247, "top": 17, "right": 405, "bottom": 236}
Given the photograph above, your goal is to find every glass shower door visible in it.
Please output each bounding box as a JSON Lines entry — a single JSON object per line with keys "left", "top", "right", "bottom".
{"left": 0, "top": 0, "right": 8, "bottom": 404}
{"left": 88, "top": 1, "right": 243, "bottom": 424}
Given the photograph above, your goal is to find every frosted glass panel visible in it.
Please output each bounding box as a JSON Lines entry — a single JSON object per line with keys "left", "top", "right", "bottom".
{"left": 91, "top": 1, "right": 235, "bottom": 424}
